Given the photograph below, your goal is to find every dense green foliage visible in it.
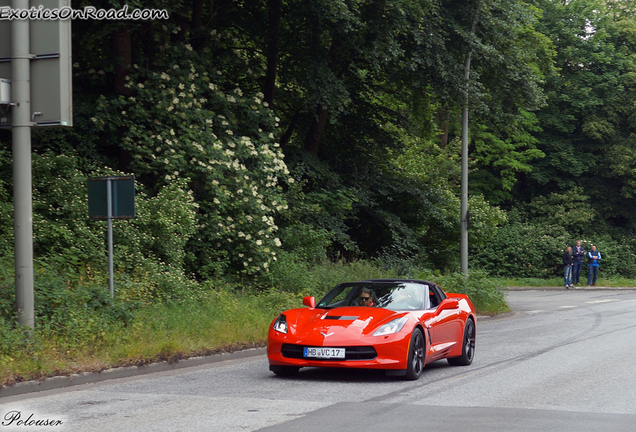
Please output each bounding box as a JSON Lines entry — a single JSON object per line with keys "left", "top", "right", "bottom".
{"left": 1, "top": 0, "right": 636, "bottom": 351}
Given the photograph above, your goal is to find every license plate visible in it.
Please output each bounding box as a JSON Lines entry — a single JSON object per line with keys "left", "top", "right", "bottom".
{"left": 303, "top": 347, "right": 345, "bottom": 359}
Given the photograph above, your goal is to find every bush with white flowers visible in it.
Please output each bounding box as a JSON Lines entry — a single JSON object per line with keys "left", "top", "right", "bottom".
{"left": 90, "top": 38, "right": 289, "bottom": 277}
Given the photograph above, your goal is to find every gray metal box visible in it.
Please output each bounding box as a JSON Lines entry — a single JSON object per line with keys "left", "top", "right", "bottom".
{"left": 0, "top": 0, "right": 73, "bottom": 127}
{"left": 0, "top": 79, "right": 9, "bottom": 104}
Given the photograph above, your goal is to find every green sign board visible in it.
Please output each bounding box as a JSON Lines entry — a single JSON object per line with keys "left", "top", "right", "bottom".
{"left": 88, "top": 176, "right": 135, "bottom": 219}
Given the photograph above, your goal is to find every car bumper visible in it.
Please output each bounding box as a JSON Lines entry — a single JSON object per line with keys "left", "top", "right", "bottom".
{"left": 267, "top": 329, "right": 411, "bottom": 370}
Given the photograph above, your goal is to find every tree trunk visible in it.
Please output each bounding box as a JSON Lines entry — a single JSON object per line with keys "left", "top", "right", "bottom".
{"left": 280, "top": 107, "right": 301, "bottom": 148}
{"left": 438, "top": 107, "right": 450, "bottom": 148}
{"left": 191, "top": 0, "right": 206, "bottom": 51}
{"left": 192, "top": 0, "right": 204, "bottom": 29}
{"left": 172, "top": 2, "right": 192, "bottom": 43}
{"left": 112, "top": 24, "right": 134, "bottom": 171}
{"left": 304, "top": 105, "right": 329, "bottom": 155}
{"left": 264, "top": 0, "right": 281, "bottom": 106}
{"left": 113, "top": 23, "right": 132, "bottom": 96}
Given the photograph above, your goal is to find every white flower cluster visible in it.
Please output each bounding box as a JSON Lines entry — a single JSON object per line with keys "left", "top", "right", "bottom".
{"left": 99, "top": 40, "right": 290, "bottom": 275}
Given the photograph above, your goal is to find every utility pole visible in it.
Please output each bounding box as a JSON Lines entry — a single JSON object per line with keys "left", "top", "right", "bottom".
{"left": 12, "top": 0, "right": 34, "bottom": 328}
{"left": 460, "top": 53, "right": 470, "bottom": 277}
{"left": 1, "top": 0, "right": 73, "bottom": 327}
{"left": 461, "top": 5, "right": 481, "bottom": 277}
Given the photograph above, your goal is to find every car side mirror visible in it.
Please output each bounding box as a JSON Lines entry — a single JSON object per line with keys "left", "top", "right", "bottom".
{"left": 437, "top": 298, "right": 459, "bottom": 313}
{"left": 303, "top": 296, "right": 316, "bottom": 308}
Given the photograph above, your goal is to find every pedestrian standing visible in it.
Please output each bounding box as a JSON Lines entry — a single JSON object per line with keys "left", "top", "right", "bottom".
{"left": 572, "top": 240, "right": 585, "bottom": 285}
{"left": 587, "top": 245, "right": 601, "bottom": 287}
{"left": 563, "top": 246, "right": 573, "bottom": 289}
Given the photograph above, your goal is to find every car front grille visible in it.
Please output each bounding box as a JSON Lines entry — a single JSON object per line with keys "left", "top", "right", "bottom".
{"left": 281, "top": 343, "right": 378, "bottom": 361}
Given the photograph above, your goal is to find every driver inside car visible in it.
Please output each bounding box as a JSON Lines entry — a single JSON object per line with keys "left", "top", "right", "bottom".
{"left": 358, "top": 288, "right": 374, "bottom": 306}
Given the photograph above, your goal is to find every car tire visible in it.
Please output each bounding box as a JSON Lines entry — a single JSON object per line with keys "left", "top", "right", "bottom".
{"left": 270, "top": 365, "right": 300, "bottom": 377}
{"left": 405, "top": 328, "right": 425, "bottom": 380}
{"left": 447, "top": 317, "right": 475, "bottom": 366}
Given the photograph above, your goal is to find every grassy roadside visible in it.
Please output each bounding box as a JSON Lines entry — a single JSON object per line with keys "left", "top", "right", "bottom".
{"left": 0, "top": 288, "right": 300, "bottom": 387}
{"left": 1, "top": 261, "right": 509, "bottom": 387}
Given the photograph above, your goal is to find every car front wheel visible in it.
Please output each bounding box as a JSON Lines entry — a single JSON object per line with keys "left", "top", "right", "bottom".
{"left": 405, "top": 328, "right": 425, "bottom": 380}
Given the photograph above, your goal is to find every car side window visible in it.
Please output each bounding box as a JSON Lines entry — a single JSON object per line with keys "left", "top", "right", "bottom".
{"left": 428, "top": 283, "right": 445, "bottom": 309}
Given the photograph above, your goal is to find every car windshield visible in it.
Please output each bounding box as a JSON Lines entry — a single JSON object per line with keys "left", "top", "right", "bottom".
{"left": 316, "top": 282, "right": 425, "bottom": 311}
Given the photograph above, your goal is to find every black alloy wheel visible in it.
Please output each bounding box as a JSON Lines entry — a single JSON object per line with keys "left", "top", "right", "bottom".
{"left": 405, "top": 328, "right": 425, "bottom": 380}
{"left": 448, "top": 317, "right": 475, "bottom": 366}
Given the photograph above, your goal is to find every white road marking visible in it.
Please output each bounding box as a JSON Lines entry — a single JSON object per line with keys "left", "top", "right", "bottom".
{"left": 559, "top": 306, "right": 577, "bottom": 308}
{"left": 526, "top": 310, "right": 544, "bottom": 314}
{"left": 586, "top": 300, "right": 618, "bottom": 304}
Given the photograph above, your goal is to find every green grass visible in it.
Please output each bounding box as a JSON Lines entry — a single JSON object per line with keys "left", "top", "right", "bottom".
{"left": 588, "top": 277, "right": 636, "bottom": 287}
{"left": 0, "top": 288, "right": 287, "bottom": 386}
{"left": 494, "top": 277, "right": 563, "bottom": 287}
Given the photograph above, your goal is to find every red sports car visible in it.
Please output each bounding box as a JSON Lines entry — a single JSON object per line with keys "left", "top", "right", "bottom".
{"left": 267, "top": 279, "right": 476, "bottom": 380}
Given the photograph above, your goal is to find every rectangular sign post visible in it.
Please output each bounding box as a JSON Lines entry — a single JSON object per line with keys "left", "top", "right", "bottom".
{"left": 88, "top": 176, "right": 135, "bottom": 297}
{"left": 106, "top": 179, "right": 113, "bottom": 298}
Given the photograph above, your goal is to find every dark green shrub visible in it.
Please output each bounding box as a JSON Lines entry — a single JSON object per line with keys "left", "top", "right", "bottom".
{"left": 575, "top": 236, "right": 636, "bottom": 279}
{"left": 472, "top": 218, "right": 569, "bottom": 278}
{"left": 428, "top": 271, "right": 508, "bottom": 314}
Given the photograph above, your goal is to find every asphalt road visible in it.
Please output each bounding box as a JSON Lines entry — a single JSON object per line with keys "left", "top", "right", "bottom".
{"left": 2, "top": 289, "right": 636, "bottom": 432}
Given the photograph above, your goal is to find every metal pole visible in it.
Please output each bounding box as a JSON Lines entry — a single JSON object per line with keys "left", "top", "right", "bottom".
{"left": 12, "top": 0, "right": 34, "bottom": 327}
{"left": 107, "top": 178, "right": 114, "bottom": 297}
{"left": 460, "top": 51, "right": 472, "bottom": 277}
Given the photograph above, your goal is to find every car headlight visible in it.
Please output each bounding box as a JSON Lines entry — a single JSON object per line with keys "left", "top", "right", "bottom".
{"left": 373, "top": 316, "right": 408, "bottom": 336}
{"left": 273, "top": 314, "right": 288, "bottom": 334}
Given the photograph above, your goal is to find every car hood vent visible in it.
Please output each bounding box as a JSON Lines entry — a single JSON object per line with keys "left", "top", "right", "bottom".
{"left": 323, "top": 315, "right": 359, "bottom": 320}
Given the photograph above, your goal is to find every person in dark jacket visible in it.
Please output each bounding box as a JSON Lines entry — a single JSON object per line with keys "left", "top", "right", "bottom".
{"left": 572, "top": 240, "right": 585, "bottom": 285}
{"left": 563, "top": 246, "right": 573, "bottom": 288}
{"left": 587, "top": 245, "right": 601, "bottom": 286}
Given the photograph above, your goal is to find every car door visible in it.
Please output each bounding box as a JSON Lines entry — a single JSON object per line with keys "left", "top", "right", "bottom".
{"left": 423, "top": 283, "right": 463, "bottom": 361}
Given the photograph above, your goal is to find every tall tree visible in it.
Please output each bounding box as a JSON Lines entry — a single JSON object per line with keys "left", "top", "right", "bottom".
{"left": 522, "top": 0, "right": 636, "bottom": 228}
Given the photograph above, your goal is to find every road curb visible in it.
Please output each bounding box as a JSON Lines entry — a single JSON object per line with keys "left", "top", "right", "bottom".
{"left": 477, "top": 310, "right": 519, "bottom": 322}
{"left": 0, "top": 347, "right": 267, "bottom": 399}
